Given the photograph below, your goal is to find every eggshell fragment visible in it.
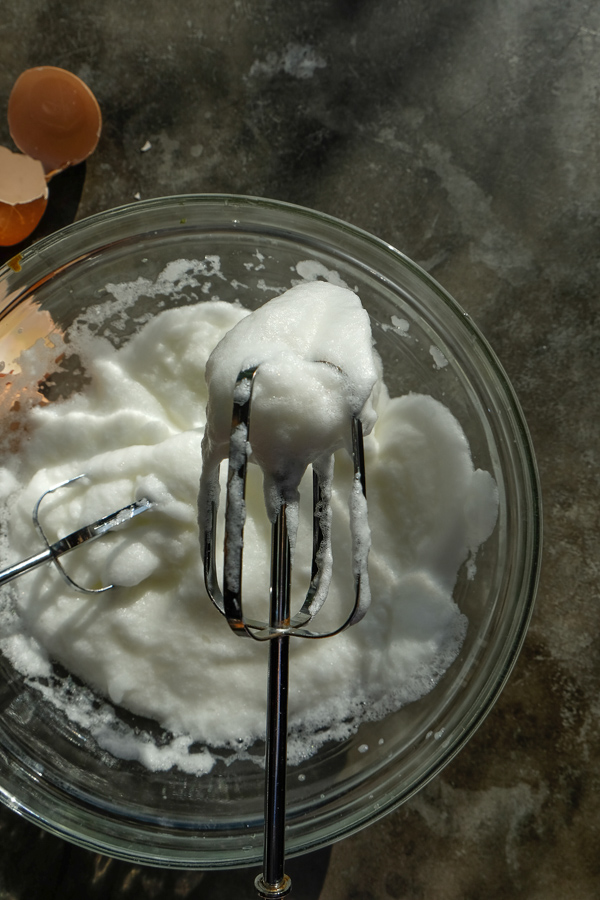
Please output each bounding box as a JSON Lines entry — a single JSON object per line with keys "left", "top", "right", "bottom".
{"left": 0, "top": 146, "right": 49, "bottom": 246}
{"left": 8, "top": 67, "right": 102, "bottom": 176}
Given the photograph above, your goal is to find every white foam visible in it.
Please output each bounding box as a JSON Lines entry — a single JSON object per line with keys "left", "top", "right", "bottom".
{"left": 0, "top": 261, "right": 498, "bottom": 774}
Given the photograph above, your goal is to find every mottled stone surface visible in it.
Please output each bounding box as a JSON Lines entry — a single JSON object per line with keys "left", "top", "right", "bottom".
{"left": 1, "top": 0, "right": 599, "bottom": 897}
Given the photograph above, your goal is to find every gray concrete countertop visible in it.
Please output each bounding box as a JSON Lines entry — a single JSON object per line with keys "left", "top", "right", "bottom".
{"left": 1, "top": 1, "right": 599, "bottom": 897}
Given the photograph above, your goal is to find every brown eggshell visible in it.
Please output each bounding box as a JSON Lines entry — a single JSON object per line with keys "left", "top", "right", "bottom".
{"left": 0, "top": 146, "right": 49, "bottom": 246}
{"left": 8, "top": 66, "right": 102, "bottom": 176}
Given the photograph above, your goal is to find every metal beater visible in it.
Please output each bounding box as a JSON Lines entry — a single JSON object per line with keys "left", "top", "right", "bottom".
{"left": 0, "top": 474, "right": 153, "bottom": 592}
{"left": 202, "top": 365, "right": 371, "bottom": 899}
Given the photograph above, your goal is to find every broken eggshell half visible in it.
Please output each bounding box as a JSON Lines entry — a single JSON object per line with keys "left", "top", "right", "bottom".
{"left": 8, "top": 66, "right": 102, "bottom": 178}
{"left": 0, "top": 146, "right": 49, "bottom": 247}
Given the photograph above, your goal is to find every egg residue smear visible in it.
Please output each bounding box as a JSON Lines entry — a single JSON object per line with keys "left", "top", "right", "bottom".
{"left": 0, "top": 262, "right": 499, "bottom": 774}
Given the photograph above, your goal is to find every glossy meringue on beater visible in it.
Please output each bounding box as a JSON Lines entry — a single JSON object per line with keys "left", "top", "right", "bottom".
{"left": 199, "top": 282, "right": 380, "bottom": 522}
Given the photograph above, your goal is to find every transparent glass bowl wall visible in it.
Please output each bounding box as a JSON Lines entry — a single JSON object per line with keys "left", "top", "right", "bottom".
{"left": 0, "top": 195, "right": 541, "bottom": 868}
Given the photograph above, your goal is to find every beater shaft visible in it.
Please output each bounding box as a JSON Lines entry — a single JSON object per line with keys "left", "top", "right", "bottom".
{"left": 201, "top": 363, "right": 370, "bottom": 900}
{"left": 255, "top": 507, "right": 292, "bottom": 898}
{"left": 0, "top": 547, "right": 55, "bottom": 587}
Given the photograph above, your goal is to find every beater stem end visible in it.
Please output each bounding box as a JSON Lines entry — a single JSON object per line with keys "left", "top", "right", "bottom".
{"left": 254, "top": 873, "right": 292, "bottom": 898}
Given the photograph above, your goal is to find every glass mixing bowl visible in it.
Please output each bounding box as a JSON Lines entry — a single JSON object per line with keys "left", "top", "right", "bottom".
{"left": 0, "top": 195, "right": 541, "bottom": 868}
